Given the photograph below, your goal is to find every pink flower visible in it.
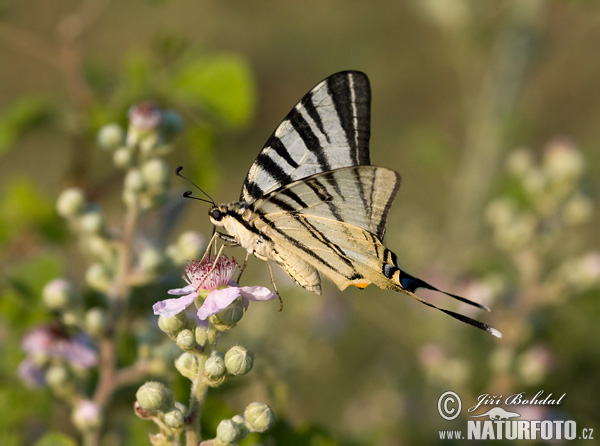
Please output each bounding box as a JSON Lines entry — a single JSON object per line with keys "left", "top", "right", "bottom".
{"left": 153, "top": 255, "right": 277, "bottom": 320}
{"left": 18, "top": 324, "right": 98, "bottom": 388}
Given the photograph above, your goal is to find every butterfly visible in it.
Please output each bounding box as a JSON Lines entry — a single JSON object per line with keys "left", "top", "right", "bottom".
{"left": 192, "top": 70, "right": 500, "bottom": 337}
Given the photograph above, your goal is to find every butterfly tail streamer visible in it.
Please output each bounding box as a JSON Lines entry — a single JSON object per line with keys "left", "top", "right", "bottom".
{"left": 399, "top": 286, "right": 502, "bottom": 338}
{"left": 382, "top": 252, "right": 501, "bottom": 337}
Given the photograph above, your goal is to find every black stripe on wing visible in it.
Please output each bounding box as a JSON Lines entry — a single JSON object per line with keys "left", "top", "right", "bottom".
{"left": 327, "top": 71, "right": 371, "bottom": 166}
{"left": 240, "top": 71, "right": 372, "bottom": 204}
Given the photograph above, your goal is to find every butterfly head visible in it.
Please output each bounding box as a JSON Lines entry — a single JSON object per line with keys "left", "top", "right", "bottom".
{"left": 208, "top": 205, "right": 226, "bottom": 226}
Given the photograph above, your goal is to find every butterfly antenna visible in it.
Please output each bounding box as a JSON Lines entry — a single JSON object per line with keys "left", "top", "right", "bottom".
{"left": 176, "top": 166, "right": 216, "bottom": 205}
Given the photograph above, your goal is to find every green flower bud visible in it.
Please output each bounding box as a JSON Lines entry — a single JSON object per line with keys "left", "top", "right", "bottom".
{"left": 46, "top": 364, "right": 69, "bottom": 389}
{"left": 84, "top": 307, "right": 107, "bottom": 337}
{"left": 205, "top": 352, "right": 226, "bottom": 381}
{"left": 97, "top": 123, "right": 125, "bottom": 150}
{"left": 175, "top": 352, "right": 198, "bottom": 380}
{"left": 505, "top": 148, "right": 533, "bottom": 178}
{"left": 177, "top": 232, "right": 204, "bottom": 261}
{"left": 214, "top": 299, "right": 244, "bottom": 328}
{"left": 244, "top": 402, "right": 274, "bottom": 433}
{"left": 195, "top": 325, "right": 208, "bottom": 348}
{"left": 85, "top": 263, "right": 111, "bottom": 292}
{"left": 225, "top": 345, "right": 254, "bottom": 376}
{"left": 232, "top": 414, "right": 249, "bottom": 437}
{"left": 176, "top": 329, "right": 195, "bottom": 350}
{"left": 164, "top": 408, "right": 185, "bottom": 429}
{"left": 136, "top": 381, "right": 173, "bottom": 412}
{"left": 142, "top": 158, "right": 169, "bottom": 188}
{"left": 216, "top": 418, "right": 241, "bottom": 444}
{"left": 72, "top": 400, "right": 102, "bottom": 431}
{"left": 85, "top": 235, "right": 115, "bottom": 264}
{"left": 158, "top": 312, "right": 193, "bottom": 335}
{"left": 124, "top": 168, "right": 146, "bottom": 193}
{"left": 42, "top": 278, "right": 75, "bottom": 310}
{"left": 79, "top": 207, "right": 105, "bottom": 234}
{"left": 113, "top": 146, "right": 134, "bottom": 169}
{"left": 139, "top": 246, "right": 164, "bottom": 275}
{"left": 56, "top": 188, "right": 86, "bottom": 218}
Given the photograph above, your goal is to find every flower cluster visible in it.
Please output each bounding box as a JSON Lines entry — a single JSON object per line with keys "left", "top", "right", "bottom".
{"left": 18, "top": 325, "right": 98, "bottom": 388}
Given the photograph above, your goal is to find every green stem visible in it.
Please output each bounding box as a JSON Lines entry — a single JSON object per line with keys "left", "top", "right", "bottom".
{"left": 185, "top": 327, "right": 219, "bottom": 445}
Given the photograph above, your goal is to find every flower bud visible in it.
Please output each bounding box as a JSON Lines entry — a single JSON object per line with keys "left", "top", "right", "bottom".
{"left": 56, "top": 188, "right": 86, "bottom": 218}
{"left": 216, "top": 418, "right": 241, "bottom": 444}
{"left": 141, "top": 158, "right": 170, "bottom": 188}
{"left": 84, "top": 307, "right": 107, "bottom": 337}
{"left": 175, "top": 352, "right": 198, "bottom": 380}
{"left": 213, "top": 299, "right": 244, "bottom": 328}
{"left": 85, "top": 263, "right": 111, "bottom": 292}
{"left": 158, "top": 312, "right": 193, "bottom": 335}
{"left": 79, "top": 207, "right": 105, "bottom": 234}
{"left": 113, "top": 146, "right": 134, "bottom": 169}
{"left": 244, "top": 402, "right": 274, "bottom": 433}
{"left": 139, "top": 246, "right": 164, "bottom": 275}
{"left": 124, "top": 168, "right": 146, "bottom": 193}
{"left": 562, "top": 194, "right": 593, "bottom": 226}
{"left": 177, "top": 232, "right": 204, "bottom": 261}
{"left": 136, "top": 381, "right": 173, "bottom": 412}
{"left": 195, "top": 325, "right": 208, "bottom": 348}
{"left": 232, "top": 414, "right": 249, "bottom": 437}
{"left": 176, "top": 329, "right": 195, "bottom": 350}
{"left": 97, "top": 123, "right": 125, "bottom": 150}
{"left": 225, "top": 345, "right": 253, "bottom": 376}
{"left": 204, "top": 352, "right": 226, "bottom": 381}
{"left": 72, "top": 400, "right": 102, "bottom": 431}
{"left": 42, "top": 278, "right": 75, "bottom": 310}
{"left": 46, "top": 364, "right": 69, "bottom": 389}
{"left": 164, "top": 407, "right": 185, "bottom": 429}
{"left": 505, "top": 148, "right": 533, "bottom": 178}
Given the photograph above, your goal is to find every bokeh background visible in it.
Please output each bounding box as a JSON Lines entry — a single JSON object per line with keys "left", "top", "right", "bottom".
{"left": 1, "top": 1, "right": 599, "bottom": 445}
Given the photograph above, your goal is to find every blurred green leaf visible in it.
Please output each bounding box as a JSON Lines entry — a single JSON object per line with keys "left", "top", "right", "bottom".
{"left": 0, "top": 177, "right": 62, "bottom": 245}
{"left": 34, "top": 432, "right": 77, "bottom": 446}
{"left": 171, "top": 55, "right": 256, "bottom": 129}
{"left": 0, "top": 96, "right": 52, "bottom": 159}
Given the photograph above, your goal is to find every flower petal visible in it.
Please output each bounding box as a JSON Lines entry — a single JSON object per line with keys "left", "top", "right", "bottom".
{"left": 238, "top": 286, "right": 278, "bottom": 301}
{"left": 18, "top": 358, "right": 46, "bottom": 388}
{"left": 196, "top": 287, "right": 242, "bottom": 320}
{"left": 153, "top": 291, "right": 199, "bottom": 317}
{"left": 167, "top": 285, "right": 195, "bottom": 296}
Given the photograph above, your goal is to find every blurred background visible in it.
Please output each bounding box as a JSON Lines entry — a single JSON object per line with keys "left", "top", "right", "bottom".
{"left": 1, "top": 0, "right": 599, "bottom": 444}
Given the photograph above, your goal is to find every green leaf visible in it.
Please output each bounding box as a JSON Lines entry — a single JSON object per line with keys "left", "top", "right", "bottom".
{"left": 171, "top": 55, "right": 256, "bottom": 128}
{"left": 34, "top": 432, "right": 77, "bottom": 446}
{"left": 0, "top": 96, "right": 52, "bottom": 159}
{"left": 0, "top": 177, "right": 60, "bottom": 245}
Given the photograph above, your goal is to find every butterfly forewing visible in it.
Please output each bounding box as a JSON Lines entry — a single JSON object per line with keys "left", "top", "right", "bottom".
{"left": 240, "top": 71, "right": 371, "bottom": 204}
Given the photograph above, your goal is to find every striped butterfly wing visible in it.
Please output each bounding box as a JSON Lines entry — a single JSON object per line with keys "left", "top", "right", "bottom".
{"left": 247, "top": 165, "right": 501, "bottom": 337}
{"left": 249, "top": 165, "right": 400, "bottom": 292}
{"left": 240, "top": 71, "right": 371, "bottom": 204}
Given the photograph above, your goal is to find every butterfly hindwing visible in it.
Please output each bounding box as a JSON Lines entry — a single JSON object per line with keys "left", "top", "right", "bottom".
{"left": 240, "top": 71, "right": 371, "bottom": 204}
{"left": 248, "top": 166, "right": 400, "bottom": 292}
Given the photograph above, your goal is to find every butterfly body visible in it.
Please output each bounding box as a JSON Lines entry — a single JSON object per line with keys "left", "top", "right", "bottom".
{"left": 205, "top": 71, "right": 501, "bottom": 337}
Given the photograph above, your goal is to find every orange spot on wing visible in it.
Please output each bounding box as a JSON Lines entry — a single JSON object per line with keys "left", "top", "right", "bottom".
{"left": 352, "top": 282, "right": 370, "bottom": 289}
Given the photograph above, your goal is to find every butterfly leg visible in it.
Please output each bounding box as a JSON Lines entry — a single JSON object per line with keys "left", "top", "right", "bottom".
{"left": 266, "top": 259, "right": 283, "bottom": 312}
{"left": 235, "top": 251, "right": 250, "bottom": 283}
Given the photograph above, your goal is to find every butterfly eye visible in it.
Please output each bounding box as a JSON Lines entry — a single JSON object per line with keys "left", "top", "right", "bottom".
{"left": 210, "top": 208, "right": 223, "bottom": 221}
